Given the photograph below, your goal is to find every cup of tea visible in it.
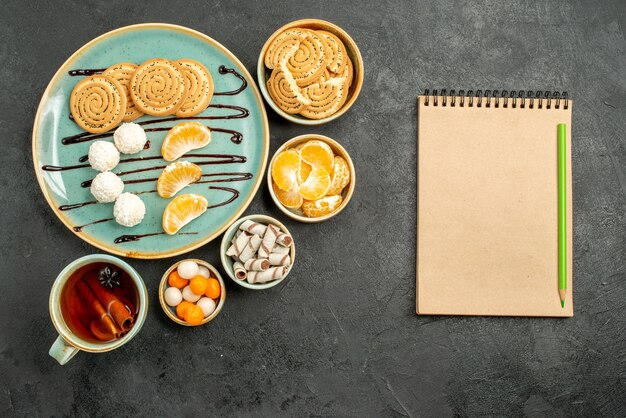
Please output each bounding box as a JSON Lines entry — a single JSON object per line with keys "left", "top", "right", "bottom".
{"left": 48, "top": 254, "right": 148, "bottom": 365}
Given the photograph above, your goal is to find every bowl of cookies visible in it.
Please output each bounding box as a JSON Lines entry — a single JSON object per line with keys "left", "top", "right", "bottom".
{"left": 257, "top": 19, "right": 364, "bottom": 125}
{"left": 268, "top": 134, "right": 355, "bottom": 222}
{"left": 220, "top": 215, "right": 295, "bottom": 290}
{"left": 159, "top": 259, "right": 225, "bottom": 326}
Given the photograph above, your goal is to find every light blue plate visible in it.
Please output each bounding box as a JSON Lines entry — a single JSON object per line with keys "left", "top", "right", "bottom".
{"left": 32, "top": 24, "right": 269, "bottom": 259}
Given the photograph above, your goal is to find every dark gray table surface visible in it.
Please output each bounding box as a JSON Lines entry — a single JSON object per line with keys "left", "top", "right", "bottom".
{"left": 1, "top": 0, "right": 625, "bottom": 416}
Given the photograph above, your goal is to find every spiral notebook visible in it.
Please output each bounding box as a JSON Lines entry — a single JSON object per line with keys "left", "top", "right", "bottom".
{"left": 417, "top": 90, "right": 573, "bottom": 317}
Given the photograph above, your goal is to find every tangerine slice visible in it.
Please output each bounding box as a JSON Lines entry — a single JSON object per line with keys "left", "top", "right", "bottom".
{"left": 302, "top": 195, "right": 343, "bottom": 217}
{"left": 298, "top": 167, "right": 331, "bottom": 200}
{"left": 273, "top": 181, "right": 303, "bottom": 209}
{"left": 271, "top": 149, "right": 301, "bottom": 191}
{"left": 161, "top": 121, "right": 211, "bottom": 162}
{"left": 326, "top": 156, "right": 351, "bottom": 196}
{"left": 296, "top": 161, "right": 312, "bottom": 185}
{"left": 299, "top": 140, "right": 334, "bottom": 174}
{"left": 157, "top": 161, "right": 202, "bottom": 198}
{"left": 162, "top": 193, "right": 208, "bottom": 235}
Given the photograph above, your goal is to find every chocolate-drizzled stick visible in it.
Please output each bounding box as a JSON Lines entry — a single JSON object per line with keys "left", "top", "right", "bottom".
{"left": 233, "top": 261, "right": 247, "bottom": 280}
{"left": 239, "top": 219, "right": 267, "bottom": 236}
{"left": 247, "top": 267, "right": 287, "bottom": 284}
{"left": 271, "top": 245, "right": 290, "bottom": 255}
{"left": 243, "top": 258, "right": 270, "bottom": 271}
{"left": 258, "top": 224, "right": 279, "bottom": 258}
{"left": 269, "top": 253, "right": 291, "bottom": 266}
{"left": 239, "top": 234, "right": 263, "bottom": 263}
{"left": 226, "top": 231, "right": 251, "bottom": 257}
{"left": 275, "top": 232, "right": 292, "bottom": 247}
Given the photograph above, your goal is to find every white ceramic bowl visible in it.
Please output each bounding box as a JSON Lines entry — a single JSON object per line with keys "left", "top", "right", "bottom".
{"left": 159, "top": 259, "right": 226, "bottom": 326}
{"left": 220, "top": 214, "right": 296, "bottom": 289}
{"left": 257, "top": 18, "right": 364, "bottom": 125}
{"left": 267, "top": 134, "right": 356, "bottom": 223}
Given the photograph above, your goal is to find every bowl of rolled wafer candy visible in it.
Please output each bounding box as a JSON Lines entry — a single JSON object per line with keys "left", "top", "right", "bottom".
{"left": 257, "top": 18, "right": 364, "bottom": 125}
{"left": 220, "top": 215, "right": 295, "bottom": 289}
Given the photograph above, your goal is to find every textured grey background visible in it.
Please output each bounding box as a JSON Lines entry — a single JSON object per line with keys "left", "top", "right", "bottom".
{"left": 1, "top": 0, "right": 625, "bottom": 416}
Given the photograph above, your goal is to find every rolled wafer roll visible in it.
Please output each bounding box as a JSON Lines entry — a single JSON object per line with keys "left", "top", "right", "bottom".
{"left": 271, "top": 245, "right": 290, "bottom": 255}
{"left": 239, "top": 234, "right": 263, "bottom": 263}
{"left": 264, "top": 28, "right": 311, "bottom": 69}
{"left": 70, "top": 75, "right": 127, "bottom": 134}
{"left": 231, "top": 229, "right": 242, "bottom": 245}
{"left": 258, "top": 224, "right": 279, "bottom": 258}
{"left": 233, "top": 261, "right": 247, "bottom": 280}
{"left": 226, "top": 231, "right": 251, "bottom": 257}
{"left": 174, "top": 59, "right": 214, "bottom": 117}
{"left": 299, "top": 78, "right": 348, "bottom": 120}
{"left": 247, "top": 266, "right": 287, "bottom": 284}
{"left": 266, "top": 69, "right": 311, "bottom": 114}
{"left": 239, "top": 220, "right": 267, "bottom": 237}
{"left": 269, "top": 253, "right": 291, "bottom": 266}
{"left": 285, "top": 31, "right": 329, "bottom": 87}
{"left": 275, "top": 232, "right": 293, "bottom": 247}
{"left": 130, "top": 58, "right": 187, "bottom": 116}
{"left": 317, "top": 30, "right": 347, "bottom": 74}
{"left": 243, "top": 258, "right": 270, "bottom": 271}
{"left": 103, "top": 63, "right": 143, "bottom": 121}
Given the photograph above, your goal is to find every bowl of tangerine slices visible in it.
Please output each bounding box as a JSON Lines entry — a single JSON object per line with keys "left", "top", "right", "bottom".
{"left": 268, "top": 134, "right": 355, "bottom": 222}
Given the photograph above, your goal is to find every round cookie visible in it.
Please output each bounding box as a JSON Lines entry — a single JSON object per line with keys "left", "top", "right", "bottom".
{"left": 285, "top": 31, "right": 330, "bottom": 87}
{"left": 103, "top": 63, "right": 143, "bottom": 121}
{"left": 70, "top": 75, "right": 127, "bottom": 134}
{"left": 174, "top": 59, "right": 214, "bottom": 117}
{"left": 299, "top": 77, "right": 348, "bottom": 120}
{"left": 266, "top": 69, "right": 311, "bottom": 114}
{"left": 264, "top": 28, "right": 311, "bottom": 70}
{"left": 317, "top": 30, "right": 347, "bottom": 74}
{"left": 130, "top": 58, "right": 187, "bottom": 116}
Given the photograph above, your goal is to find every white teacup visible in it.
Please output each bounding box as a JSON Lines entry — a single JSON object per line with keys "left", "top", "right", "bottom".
{"left": 49, "top": 254, "right": 148, "bottom": 365}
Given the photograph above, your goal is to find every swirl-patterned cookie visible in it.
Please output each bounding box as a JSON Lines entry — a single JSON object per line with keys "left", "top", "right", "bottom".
{"left": 299, "top": 78, "right": 348, "bottom": 120}
{"left": 103, "top": 63, "right": 143, "bottom": 121}
{"left": 285, "top": 31, "right": 330, "bottom": 87}
{"left": 266, "top": 69, "right": 311, "bottom": 114}
{"left": 174, "top": 59, "right": 214, "bottom": 117}
{"left": 69, "top": 75, "right": 127, "bottom": 134}
{"left": 130, "top": 58, "right": 187, "bottom": 116}
{"left": 264, "top": 28, "right": 312, "bottom": 69}
{"left": 317, "top": 30, "right": 347, "bottom": 74}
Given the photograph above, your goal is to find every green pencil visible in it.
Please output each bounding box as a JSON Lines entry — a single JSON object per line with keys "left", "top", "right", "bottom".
{"left": 558, "top": 124, "right": 567, "bottom": 308}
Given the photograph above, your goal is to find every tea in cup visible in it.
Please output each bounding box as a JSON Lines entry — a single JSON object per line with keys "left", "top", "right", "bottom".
{"left": 49, "top": 254, "right": 148, "bottom": 365}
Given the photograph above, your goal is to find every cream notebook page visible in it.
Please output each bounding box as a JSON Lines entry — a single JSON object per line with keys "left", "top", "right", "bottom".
{"left": 417, "top": 94, "right": 573, "bottom": 316}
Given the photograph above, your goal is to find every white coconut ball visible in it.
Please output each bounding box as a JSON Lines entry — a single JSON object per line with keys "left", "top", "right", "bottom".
{"left": 113, "top": 193, "right": 146, "bottom": 227}
{"left": 90, "top": 171, "right": 124, "bottom": 203}
{"left": 197, "top": 297, "right": 216, "bottom": 317}
{"left": 196, "top": 266, "right": 211, "bottom": 279}
{"left": 113, "top": 122, "right": 147, "bottom": 154}
{"left": 177, "top": 260, "right": 199, "bottom": 279}
{"left": 88, "top": 141, "right": 120, "bottom": 172}
{"left": 182, "top": 285, "right": 201, "bottom": 303}
{"left": 164, "top": 287, "right": 183, "bottom": 307}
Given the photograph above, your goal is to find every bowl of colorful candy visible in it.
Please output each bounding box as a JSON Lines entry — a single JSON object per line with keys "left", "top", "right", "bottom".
{"left": 159, "top": 259, "right": 225, "bottom": 326}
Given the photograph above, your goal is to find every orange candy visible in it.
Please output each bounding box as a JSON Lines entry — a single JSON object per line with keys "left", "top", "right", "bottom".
{"left": 204, "top": 278, "right": 221, "bottom": 299}
{"left": 185, "top": 304, "right": 204, "bottom": 325}
{"left": 175, "top": 301, "right": 194, "bottom": 320}
{"left": 189, "top": 276, "right": 208, "bottom": 295}
{"left": 168, "top": 271, "right": 188, "bottom": 289}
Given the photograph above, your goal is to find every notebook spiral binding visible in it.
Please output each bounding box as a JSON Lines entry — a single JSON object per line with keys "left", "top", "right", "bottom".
{"left": 423, "top": 89, "right": 569, "bottom": 110}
